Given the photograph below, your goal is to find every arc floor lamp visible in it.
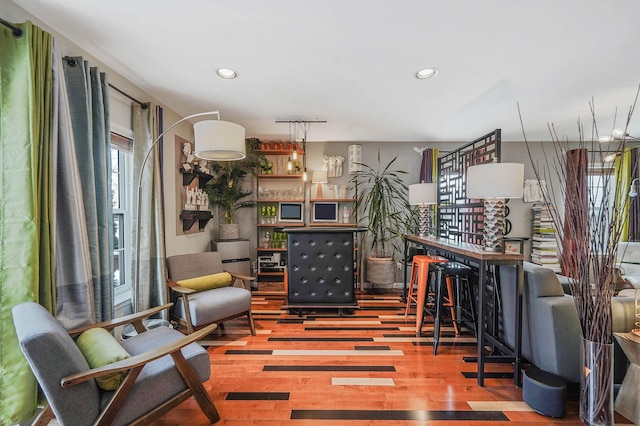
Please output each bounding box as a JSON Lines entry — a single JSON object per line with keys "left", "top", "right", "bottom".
{"left": 134, "top": 110, "right": 246, "bottom": 312}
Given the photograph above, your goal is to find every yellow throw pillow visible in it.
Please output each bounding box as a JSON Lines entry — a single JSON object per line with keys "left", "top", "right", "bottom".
{"left": 76, "top": 328, "right": 131, "bottom": 391}
{"left": 176, "top": 272, "right": 233, "bottom": 292}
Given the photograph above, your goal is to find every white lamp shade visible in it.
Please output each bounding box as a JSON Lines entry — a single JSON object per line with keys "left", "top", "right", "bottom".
{"left": 193, "top": 120, "right": 246, "bottom": 161}
{"left": 409, "top": 183, "right": 438, "bottom": 205}
{"left": 466, "top": 162, "right": 524, "bottom": 199}
{"left": 312, "top": 170, "right": 328, "bottom": 183}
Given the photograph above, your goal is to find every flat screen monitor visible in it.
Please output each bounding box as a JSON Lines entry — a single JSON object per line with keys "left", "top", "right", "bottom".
{"left": 278, "top": 202, "right": 304, "bottom": 222}
{"left": 313, "top": 202, "right": 339, "bottom": 222}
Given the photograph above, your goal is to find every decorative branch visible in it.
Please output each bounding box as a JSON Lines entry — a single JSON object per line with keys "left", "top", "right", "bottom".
{"left": 519, "top": 87, "right": 639, "bottom": 344}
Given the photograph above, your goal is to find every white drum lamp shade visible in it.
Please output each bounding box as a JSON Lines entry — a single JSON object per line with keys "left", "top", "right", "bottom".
{"left": 466, "top": 162, "right": 524, "bottom": 251}
{"left": 409, "top": 183, "right": 438, "bottom": 205}
{"left": 409, "top": 183, "right": 438, "bottom": 236}
{"left": 194, "top": 120, "right": 246, "bottom": 161}
{"left": 467, "top": 163, "right": 524, "bottom": 199}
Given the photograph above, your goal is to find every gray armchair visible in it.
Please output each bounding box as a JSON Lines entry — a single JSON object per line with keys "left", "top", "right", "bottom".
{"left": 166, "top": 252, "right": 255, "bottom": 336}
{"left": 12, "top": 302, "right": 220, "bottom": 426}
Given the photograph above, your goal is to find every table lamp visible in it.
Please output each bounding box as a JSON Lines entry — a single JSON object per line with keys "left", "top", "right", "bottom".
{"left": 408, "top": 183, "right": 438, "bottom": 236}
{"left": 466, "top": 161, "right": 524, "bottom": 252}
{"left": 312, "top": 170, "right": 328, "bottom": 198}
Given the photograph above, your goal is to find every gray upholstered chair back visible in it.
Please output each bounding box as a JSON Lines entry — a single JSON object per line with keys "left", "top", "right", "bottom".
{"left": 166, "top": 252, "right": 224, "bottom": 281}
{"left": 12, "top": 302, "right": 101, "bottom": 425}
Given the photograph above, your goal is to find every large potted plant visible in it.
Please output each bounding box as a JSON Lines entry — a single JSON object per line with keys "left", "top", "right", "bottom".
{"left": 350, "top": 149, "right": 411, "bottom": 285}
{"left": 203, "top": 138, "right": 263, "bottom": 240}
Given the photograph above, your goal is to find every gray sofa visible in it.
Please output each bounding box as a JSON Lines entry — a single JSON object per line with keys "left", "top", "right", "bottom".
{"left": 499, "top": 262, "right": 636, "bottom": 384}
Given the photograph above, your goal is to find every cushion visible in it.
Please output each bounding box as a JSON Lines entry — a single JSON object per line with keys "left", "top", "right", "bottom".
{"left": 177, "top": 272, "right": 232, "bottom": 291}
{"left": 76, "top": 328, "right": 131, "bottom": 390}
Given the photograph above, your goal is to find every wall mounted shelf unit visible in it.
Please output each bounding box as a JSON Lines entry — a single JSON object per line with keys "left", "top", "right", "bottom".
{"left": 255, "top": 142, "right": 305, "bottom": 294}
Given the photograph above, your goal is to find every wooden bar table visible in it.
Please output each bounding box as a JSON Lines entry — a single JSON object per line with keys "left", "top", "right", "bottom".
{"left": 403, "top": 234, "right": 524, "bottom": 387}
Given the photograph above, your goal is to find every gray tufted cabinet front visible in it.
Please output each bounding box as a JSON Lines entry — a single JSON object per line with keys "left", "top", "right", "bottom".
{"left": 284, "top": 228, "right": 360, "bottom": 307}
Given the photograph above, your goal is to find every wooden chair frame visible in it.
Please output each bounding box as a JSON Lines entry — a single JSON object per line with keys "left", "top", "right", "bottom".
{"left": 33, "top": 304, "right": 220, "bottom": 426}
{"left": 167, "top": 271, "right": 256, "bottom": 335}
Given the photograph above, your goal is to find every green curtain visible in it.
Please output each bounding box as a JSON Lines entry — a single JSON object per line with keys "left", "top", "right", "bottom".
{"left": 132, "top": 104, "right": 167, "bottom": 312}
{"left": 62, "top": 56, "right": 114, "bottom": 322}
{"left": 614, "top": 149, "right": 633, "bottom": 242}
{"left": 0, "top": 21, "right": 54, "bottom": 425}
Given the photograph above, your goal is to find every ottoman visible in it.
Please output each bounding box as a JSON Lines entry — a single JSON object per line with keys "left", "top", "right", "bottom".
{"left": 523, "top": 367, "right": 567, "bottom": 418}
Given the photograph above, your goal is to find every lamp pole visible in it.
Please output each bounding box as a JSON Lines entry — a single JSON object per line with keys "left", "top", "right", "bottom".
{"left": 133, "top": 110, "right": 220, "bottom": 313}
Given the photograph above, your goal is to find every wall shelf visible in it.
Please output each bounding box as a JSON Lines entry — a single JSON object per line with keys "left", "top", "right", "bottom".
{"left": 180, "top": 169, "right": 213, "bottom": 188}
{"left": 180, "top": 210, "right": 212, "bottom": 232}
{"left": 309, "top": 198, "right": 356, "bottom": 202}
{"left": 257, "top": 174, "right": 303, "bottom": 179}
{"left": 309, "top": 222, "right": 358, "bottom": 227}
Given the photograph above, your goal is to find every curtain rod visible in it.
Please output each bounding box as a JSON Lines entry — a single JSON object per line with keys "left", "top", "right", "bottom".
{"left": 62, "top": 56, "right": 148, "bottom": 109}
{"left": 0, "top": 17, "right": 23, "bottom": 37}
{"left": 108, "top": 84, "right": 148, "bottom": 109}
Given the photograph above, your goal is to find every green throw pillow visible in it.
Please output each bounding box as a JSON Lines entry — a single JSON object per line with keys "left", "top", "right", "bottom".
{"left": 177, "top": 272, "right": 233, "bottom": 291}
{"left": 76, "top": 328, "right": 131, "bottom": 391}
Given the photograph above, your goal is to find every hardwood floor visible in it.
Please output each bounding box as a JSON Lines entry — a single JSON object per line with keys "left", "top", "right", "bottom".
{"left": 154, "top": 292, "right": 632, "bottom": 425}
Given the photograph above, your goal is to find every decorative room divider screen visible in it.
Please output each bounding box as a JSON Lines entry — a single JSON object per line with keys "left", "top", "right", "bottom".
{"left": 437, "top": 129, "right": 501, "bottom": 244}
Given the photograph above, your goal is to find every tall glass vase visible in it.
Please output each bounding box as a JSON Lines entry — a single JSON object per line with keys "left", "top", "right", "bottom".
{"left": 580, "top": 337, "right": 614, "bottom": 426}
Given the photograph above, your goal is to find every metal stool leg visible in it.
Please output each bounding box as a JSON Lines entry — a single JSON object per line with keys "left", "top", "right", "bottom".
{"left": 432, "top": 267, "right": 445, "bottom": 355}
{"left": 415, "top": 262, "right": 430, "bottom": 336}
{"left": 444, "top": 275, "right": 459, "bottom": 335}
{"left": 404, "top": 261, "right": 418, "bottom": 318}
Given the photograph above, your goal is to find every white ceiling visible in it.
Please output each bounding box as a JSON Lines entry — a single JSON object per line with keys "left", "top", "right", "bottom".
{"left": 10, "top": 0, "right": 640, "bottom": 143}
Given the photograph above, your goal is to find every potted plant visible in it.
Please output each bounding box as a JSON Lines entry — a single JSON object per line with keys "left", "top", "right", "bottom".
{"left": 203, "top": 138, "right": 263, "bottom": 240}
{"left": 350, "top": 149, "right": 411, "bottom": 285}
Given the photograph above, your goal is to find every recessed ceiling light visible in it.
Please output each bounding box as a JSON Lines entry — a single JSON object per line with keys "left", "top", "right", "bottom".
{"left": 217, "top": 68, "right": 238, "bottom": 79}
{"left": 416, "top": 68, "right": 438, "bottom": 79}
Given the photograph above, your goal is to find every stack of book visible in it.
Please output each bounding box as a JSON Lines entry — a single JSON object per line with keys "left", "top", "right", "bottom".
{"left": 531, "top": 203, "right": 561, "bottom": 273}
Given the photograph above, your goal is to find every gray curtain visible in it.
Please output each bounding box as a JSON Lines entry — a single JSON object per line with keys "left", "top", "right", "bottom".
{"left": 133, "top": 104, "right": 167, "bottom": 312}
{"left": 53, "top": 46, "right": 94, "bottom": 328}
{"left": 62, "top": 56, "right": 114, "bottom": 322}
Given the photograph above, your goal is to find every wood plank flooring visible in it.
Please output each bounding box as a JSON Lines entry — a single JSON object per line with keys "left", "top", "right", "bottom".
{"left": 153, "top": 293, "right": 633, "bottom": 425}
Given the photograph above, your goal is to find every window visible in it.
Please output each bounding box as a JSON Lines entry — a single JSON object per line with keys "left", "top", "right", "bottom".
{"left": 111, "top": 133, "right": 133, "bottom": 297}
{"left": 587, "top": 164, "right": 616, "bottom": 250}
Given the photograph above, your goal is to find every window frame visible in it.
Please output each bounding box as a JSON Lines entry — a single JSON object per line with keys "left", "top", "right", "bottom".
{"left": 111, "top": 132, "right": 133, "bottom": 303}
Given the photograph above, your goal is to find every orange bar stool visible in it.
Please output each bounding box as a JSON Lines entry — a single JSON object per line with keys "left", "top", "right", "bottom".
{"left": 404, "top": 254, "right": 448, "bottom": 335}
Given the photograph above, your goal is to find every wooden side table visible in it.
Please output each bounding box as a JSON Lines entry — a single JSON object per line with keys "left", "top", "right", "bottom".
{"left": 614, "top": 331, "right": 640, "bottom": 424}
